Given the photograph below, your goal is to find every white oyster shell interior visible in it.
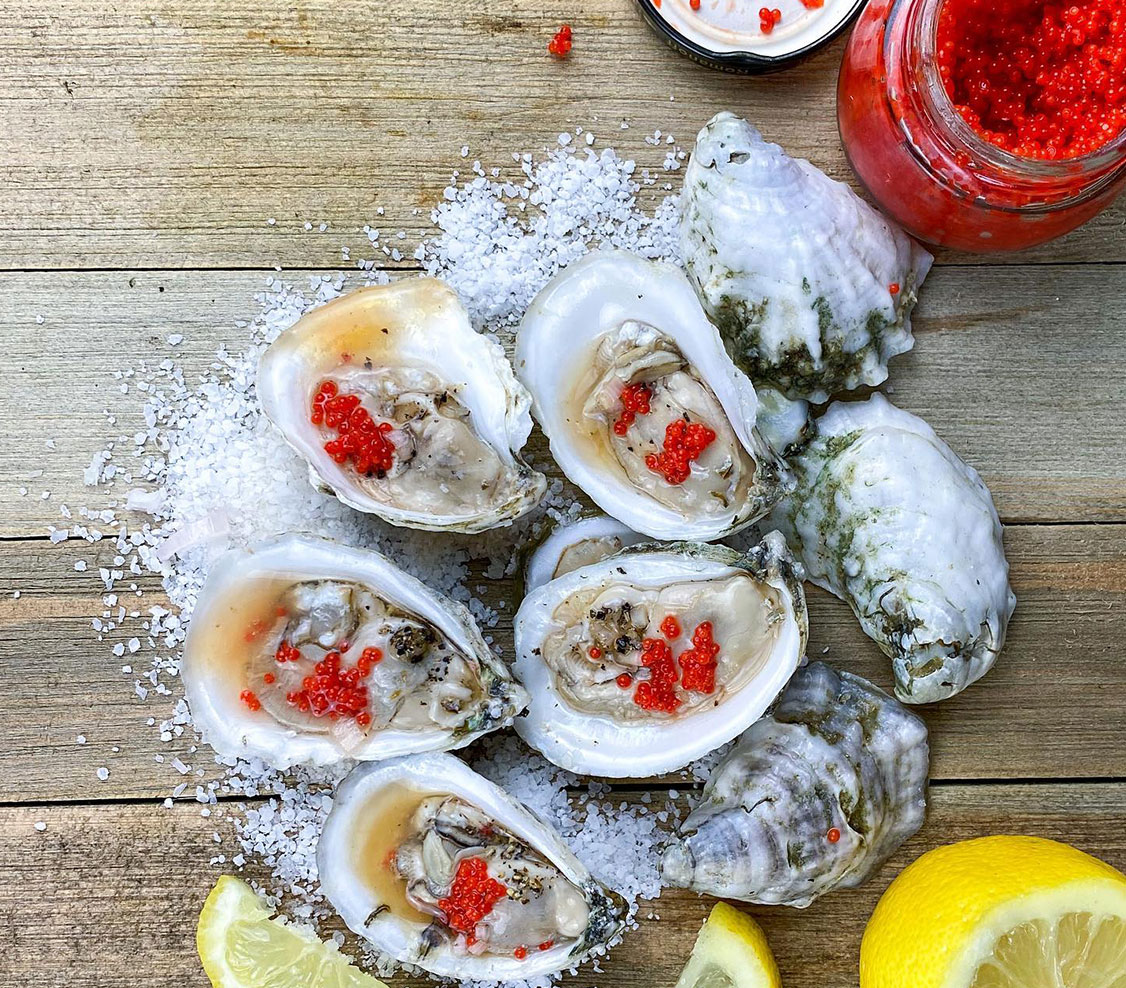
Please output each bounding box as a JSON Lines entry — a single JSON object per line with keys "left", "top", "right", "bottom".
{"left": 182, "top": 535, "right": 526, "bottom": 768}
{"left": 516, "top": 250, "right": 789, "bottom": 541}
{"left": 257, "top": 279, "right": 546, "bottom": 533}
{"left": 682, "top": 111, "right": 934, "bottom": 403}
{"left": 770, "top": 394, "right": 1016, "bottom": 703}
{"left": 318, "top": 753, "right": 624, "bottom": 979}
{"left": 524, "top": 514, "right": 648, "bottom": 594}
{"left": 513, "top": 535, "right": 806, "bottom": 777}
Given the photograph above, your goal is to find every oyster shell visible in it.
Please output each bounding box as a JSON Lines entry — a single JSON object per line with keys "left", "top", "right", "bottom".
{"left": 514, "top": 533, "right": 807, "bottom": 777}
{"left": 182, "top": 535, "right": 526, "bottom": 768}
{"left": 257, "top": 279, "right": 546, "bottom": 533}
{"left": 681, "top": 112, "right": 934, "bottom": 403}
{"left": 524, "top": 514, "right": 648, "bottom": 594}
{"left": 770, "top": 394, "right": 1016, "bottom": 704}
{"left": 516, "top": 250, "right": 790, "bottom": 542}
{"left": 662, "top": 662, "right": 929, "bottom": 908}
{"left": 318, "top": 753, "right": 625, "bottom": 978}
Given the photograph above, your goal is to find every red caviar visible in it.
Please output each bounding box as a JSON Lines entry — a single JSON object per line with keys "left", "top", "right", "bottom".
{"left": 800, "top": 0, "right": 824, "bottom": 7}
{"left": 659, "top": 615, "right": 682, "bottom": 640}
{"left": 514, "top": 947, "right": 528, "bottom": 960}
{"left": 889, "top": 283, "right": 901, "bottom": 296}
{"left": 937, "top": 0, "right": 1126, "bottom": 160}
{"left": 827, "top": 827, "right": 842, "bottom": 844}
{"left": 690, "top": 0, "right": 701, "bottom": 9}
{"left": 438, "top": 857, "right": 508, "bottom": 940}
{"left": 275, "top": 640, "right": 302, "bottom": 664}
{"left": 262, "top": 672, "right": 276, "bottom": 685}
{"left": 243, "top": 619, "right": 267, "bottom": 643}
{"left": 588, "top": 646, "right": 603, "bottom": 659}
{"left": 678, "top": 621, "right": 720, "bottom": 694}
{"left": 646, "top": 420, "right": 717, "bottom": 485}
{"left": 284, "top": 649, "right": 371, "bottom": 725}
{"left": 357, "top": 646, "right": 383, "bottom": 675}
{"left": 759, "top": 6, "right": 782, "bottom": 33}
{"left": 616, "top": 672, "right": 633, "bottom": 689}
{"left": 538, "top": 940, "right": 555, "bottom": 951}
{"left": 311, "top": 380, "right": 396, "bottom": 477}
{"left": 633, "top": 638, "right": 680, "bottom": 713}
{"left": 613, "top": 383, "right": 652, "bottom": 436}
{"left": 240, "top": 689, "right": 262, "bottom": 712}
{"left": 548, "top": 24, "right": 573, "bottom": 57}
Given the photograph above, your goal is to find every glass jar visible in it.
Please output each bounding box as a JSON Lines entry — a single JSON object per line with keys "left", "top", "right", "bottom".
{"left": 837, "top": 0, "right": 1126, "bottom": 252}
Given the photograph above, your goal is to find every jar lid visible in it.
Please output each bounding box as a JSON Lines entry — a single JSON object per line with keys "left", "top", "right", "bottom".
{"left": 635, "top": 0, "right": 867, "bottom": 74}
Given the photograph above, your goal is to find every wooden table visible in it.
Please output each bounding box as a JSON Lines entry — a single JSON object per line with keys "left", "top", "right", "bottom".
{"left": 2, "top": 2, "right": 1124, "bottom": 985}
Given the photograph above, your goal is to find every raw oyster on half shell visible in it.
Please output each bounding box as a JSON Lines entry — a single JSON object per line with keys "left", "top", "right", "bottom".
{"left": 517, "top": 250, "right": 790, "bottom": 542}
{"left": 770, "top": 394, "right": 1015, "bottom": 704}
{"left": 524, "top": 514, "right": 648, "bottom": 594}
{"left": 182, "top": 535, "right": 526, "bottom": 768}
{"left": 318, "top": 753, "right": 625, "bottom": 979}
{"left": 681, "top": 112, "right": 933, "bottom": 403}
{"left": 257, "top": 279, "right": 546, "bottom": 533}
{"left": 514, "top": 533, "right": 807, "bottom": 777}
{"left": 662, "top": 662, "right": 929, "bottom": 907}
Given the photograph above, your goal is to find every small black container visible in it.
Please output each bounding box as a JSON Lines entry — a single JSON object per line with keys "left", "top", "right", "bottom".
{"left": 634, "top": 0, "right": 867, "bottom": 74}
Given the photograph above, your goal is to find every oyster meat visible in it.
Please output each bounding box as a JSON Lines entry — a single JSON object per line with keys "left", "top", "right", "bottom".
{"left": 514, "top": 533, "right": 807, "bottom": 777}
{"left": 517, "top": 250, "right": 790, "bottom": 542}
{"left": 257, "top": 279, "right": 546, "bottom": 533}
{"left": 770, "top": 394, "right": 1016, "bottom": 704}
{"left": 318, "top": 753, "right": 625, "bottom": 978}
{"left": 681, "top": 112, "right": 933, "bottom": 403}
{"left": 182, "top": 535, "right": 526, "bottom": 768}
{"left": 524, "top": 514, "right": 648, "bottom": 594}
{"left": 662, "top": 662, "right": 929, "bottom": 907}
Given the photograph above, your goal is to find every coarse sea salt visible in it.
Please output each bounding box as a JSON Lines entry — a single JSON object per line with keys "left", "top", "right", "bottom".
{"left": 58, "top": 137, "right": 710, "bottom": 987}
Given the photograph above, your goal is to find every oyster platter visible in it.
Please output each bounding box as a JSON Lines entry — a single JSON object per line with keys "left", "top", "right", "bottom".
{"left": 15, "top": 17, "right": 1126, "bottom": 983}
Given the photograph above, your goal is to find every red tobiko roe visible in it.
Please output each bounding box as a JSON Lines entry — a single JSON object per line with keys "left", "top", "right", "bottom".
{"left": 279, "top": 647, "right": 376, "bottom": 728}
{"left": 645, "top": 419, "right": 717, "bottom": 485}
{"left": 437, "top": 857, "right": 507, "bottom": 943}
{"left": 311, "top": 380, "right": 396, "bottom": 477}
{"left": 548, "top": 24, "right": 573, "bottom": 57}
{"left": 613, "top": 382, "right": 652, "bottom": 436}
{"left": 678, "top": 621, "right": 720, "bottom": 694}
{"left": 937, "top": 0, "right": 1126, "bottom": 160}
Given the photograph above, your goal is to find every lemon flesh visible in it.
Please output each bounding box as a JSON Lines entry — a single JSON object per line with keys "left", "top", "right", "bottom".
{"left": 674, "top": 902, "right": 781, "bottom": 988}
{"left": 970, "top": 912, "right": 1126, "bottom": 988}
{"left": 861, "top": 837, "right": 1126, "bottom": 988}
{"left": 197, "top": 875, "right": 387, "bottom": 988}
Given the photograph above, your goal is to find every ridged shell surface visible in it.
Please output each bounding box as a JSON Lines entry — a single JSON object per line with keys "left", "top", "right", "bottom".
{"left": 681, "top": 112, "right": 933, "bottom": 403}
{"left": 662, "top": 662, "right": 928, "bottom": 907}
{"left": 770, "top": 394, "right": 1016, "bottom": 703}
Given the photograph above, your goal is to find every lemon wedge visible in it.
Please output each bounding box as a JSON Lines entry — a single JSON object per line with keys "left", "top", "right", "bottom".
{"left": 197, "top": 875, "right": 387, "bottom": 988}
{"left": 674, "top": 902, "right": 782, "bottom": 988}
{"left": 861, "top": 836, "right": 1126, "bottom": 988}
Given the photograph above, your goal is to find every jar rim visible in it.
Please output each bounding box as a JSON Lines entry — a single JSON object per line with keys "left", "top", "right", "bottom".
{"left": 908, "top": 0, "right": 1126, "bottom": 177}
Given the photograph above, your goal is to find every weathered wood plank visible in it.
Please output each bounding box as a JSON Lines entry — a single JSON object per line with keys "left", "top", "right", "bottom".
{"left": 2, "top": 784, "right": 1124, "bottom": 987}
{"left": 1, "top": 524, "right": 1123, "bottom": 803}
{"left": 1, "top": 265, "right": 1125, "bottom": 540}
{"left": 2, "top": 0, "right": 1124, "bottom": 271}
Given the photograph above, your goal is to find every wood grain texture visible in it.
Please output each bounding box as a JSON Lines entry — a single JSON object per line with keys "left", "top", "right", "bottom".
{"left": 3, "top": 784, "right": 1124, "bottom": 987}
{"left": 3, "top": 523, "right": 1124, "bottom": 803}
{"left": 2, "top": 0, "right": 1125, "bottom": 271}
{"left": 2, "top": 264, "right": 1126, "bottom": 541}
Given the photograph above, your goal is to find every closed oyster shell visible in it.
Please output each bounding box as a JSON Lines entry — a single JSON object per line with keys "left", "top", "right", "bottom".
{"left": 318, "top": 753, "right": 625, "bottom": 979}
{"left": 661, "top": 662, "right": 929, "bottom": 907}
{"left": 770, "top": 394, "right": 1016, "bottom": 703}
{"left": 681, "top": 112, "right": 933, "bottom": 403}
{"left": 523, "top": 514, "right": 648, "bottom": 594}
{"left": 257, "top": 279, "right": 546, "bottom": 533}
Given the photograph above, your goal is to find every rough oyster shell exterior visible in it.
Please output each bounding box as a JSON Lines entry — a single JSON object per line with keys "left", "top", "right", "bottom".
{"left": 681, "top": 112, "right": 933, "bottom": 403}
{"left": 770, "top": 394, "right": 1016, "bottom": 703}
{"left": 662, "top": 662, "right": 929, "bottom": 907}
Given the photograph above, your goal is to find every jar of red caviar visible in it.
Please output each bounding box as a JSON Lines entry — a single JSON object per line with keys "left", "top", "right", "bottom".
{"left": 838, "top": 0, "right": 1126, "bottom": 251}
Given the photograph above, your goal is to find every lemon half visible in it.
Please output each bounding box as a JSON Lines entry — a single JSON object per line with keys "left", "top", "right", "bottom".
{"left": 674, "top": 902, "right": 782, "bottom": 988}
{"left": 861, "top": 836, "right": 1126, "bottom": 988}
{"left": 197, "top": 875, "right": 387, "bottom": 988}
